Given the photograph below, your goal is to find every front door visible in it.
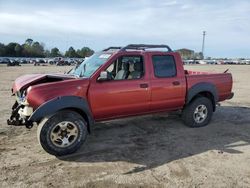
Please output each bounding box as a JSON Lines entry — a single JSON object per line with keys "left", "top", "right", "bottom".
{"left": 88, "top": 55, "right": 150, "bottom": 120}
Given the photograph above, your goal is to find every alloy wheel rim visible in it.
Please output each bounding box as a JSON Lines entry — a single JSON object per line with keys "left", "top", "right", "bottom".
{"left": 193, "top": 104, "right": 208, "bottom": 124}
{"left": 50, "top": 121, "right": 79, "bottom": 148}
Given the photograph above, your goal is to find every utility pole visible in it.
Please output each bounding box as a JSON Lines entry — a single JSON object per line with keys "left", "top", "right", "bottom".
{"left": 202, "top": 31, "right": 206, "bottom": 59}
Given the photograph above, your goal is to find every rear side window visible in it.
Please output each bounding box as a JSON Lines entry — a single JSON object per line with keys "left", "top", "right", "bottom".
{"left": 152, "top": 55, "right": 176, "bottom": 78}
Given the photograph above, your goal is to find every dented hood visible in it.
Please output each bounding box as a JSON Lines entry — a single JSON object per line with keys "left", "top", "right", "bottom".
{"left": 12, "top": 73, "right": 75, "bottom": 93}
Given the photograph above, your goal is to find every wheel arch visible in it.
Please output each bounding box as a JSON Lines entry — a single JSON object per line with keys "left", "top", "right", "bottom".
{"left": 29, "top": 96, "right": 94, "bottom": 133}
{"left": 62, "top": 107, "right": 92, "bottom": 133}
{"left": 186, "top": 82, "right": 218, "bottom": 111}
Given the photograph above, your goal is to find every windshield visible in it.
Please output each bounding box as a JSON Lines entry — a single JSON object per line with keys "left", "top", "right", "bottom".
{"left": 70, "top": 52, "right": 111, "bottom": 77}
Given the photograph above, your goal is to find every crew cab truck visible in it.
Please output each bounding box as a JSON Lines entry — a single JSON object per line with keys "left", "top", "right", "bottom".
{"left": 7, "top": 44, "right": 234, "bottom": 156}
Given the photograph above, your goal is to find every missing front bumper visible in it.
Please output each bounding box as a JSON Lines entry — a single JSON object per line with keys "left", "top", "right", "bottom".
{"left": 7, "top": 102, "right": 34, "bottom": 129}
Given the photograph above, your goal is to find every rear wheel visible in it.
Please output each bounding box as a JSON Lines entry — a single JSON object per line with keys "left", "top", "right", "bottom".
{"left": 37, "top": 110, "right": 88, "bottom": 156}
{"left": 182, "top": 97, "right": 213, "bottom": 127}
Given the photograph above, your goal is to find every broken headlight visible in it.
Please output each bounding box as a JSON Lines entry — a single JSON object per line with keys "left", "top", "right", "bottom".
{"left": 16, "top": 90, "right": 29, "bottom": 105}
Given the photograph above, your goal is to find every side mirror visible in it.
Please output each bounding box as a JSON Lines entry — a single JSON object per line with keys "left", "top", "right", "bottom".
{"left": 97, "top": 71, "right": 111, "bottom": 81}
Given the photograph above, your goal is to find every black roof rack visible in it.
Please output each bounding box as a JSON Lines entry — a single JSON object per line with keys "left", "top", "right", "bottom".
{"left": 103, "top": 47, "right": 122, "bottom": 51}
{"left": 102, "top": 44, "right": 172, "bottom": 53}
{"left": 121, "top": 44, "right": 172, "bottom": 52}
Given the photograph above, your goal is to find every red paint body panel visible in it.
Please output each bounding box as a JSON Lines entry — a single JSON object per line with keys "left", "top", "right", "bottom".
{"left": 147, "top": 52, "right": 186, "bottom": 111}
{"left": 11, "top": 50, "right": 233, "bottom": 122}
{"left": 13, "top": 74, "right": 46, "bottom": 93}
{"left": 27, "top": 78, "right": 89, "bottom": 109}
{"left": 12, "top": 73, "right": 75, "bottom": 93}
{"left": 185, "top": 72, "right": 233, "bottom": 101}
{"left": 88, "top": 51, "right": 151, "bottom": 120}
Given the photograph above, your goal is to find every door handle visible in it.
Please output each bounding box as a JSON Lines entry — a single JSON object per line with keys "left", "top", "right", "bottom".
{"left": 140, "top": 83, "right": 149, "bottom": 88}
{"left": 172, "top": 81, "right": 180, "bottom": 86}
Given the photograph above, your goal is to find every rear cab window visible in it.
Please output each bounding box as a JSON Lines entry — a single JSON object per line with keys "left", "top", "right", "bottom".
{"left": 152, "top": 55, "right": 177, "bottom": 78}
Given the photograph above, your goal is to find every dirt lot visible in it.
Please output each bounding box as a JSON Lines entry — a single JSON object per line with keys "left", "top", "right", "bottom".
{"left": 0, "top": 64, "right": 250, "bottom": 188}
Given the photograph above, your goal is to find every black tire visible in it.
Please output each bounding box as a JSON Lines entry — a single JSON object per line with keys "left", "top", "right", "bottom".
{"left": 182, "top": 97, "right": 213, "bottom": 128}
{"left": 37, "top": 110, "right": 88, "bottom": 156}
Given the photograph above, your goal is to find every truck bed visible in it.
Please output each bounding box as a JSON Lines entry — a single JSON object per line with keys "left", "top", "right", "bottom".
{"left": 185, "top": 70, "right": 233, "bottom": 102}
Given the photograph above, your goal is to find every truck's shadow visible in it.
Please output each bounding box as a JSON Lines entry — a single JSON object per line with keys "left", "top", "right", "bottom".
{"left": 59, "top": 106, "right": 250, "bottom": 174}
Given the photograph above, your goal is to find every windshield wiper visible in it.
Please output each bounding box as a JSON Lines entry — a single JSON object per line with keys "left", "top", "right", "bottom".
{"left": 79, "top": 64, "right": 87, "bottom": 77}
{"left": 79, "top": 71, "right": 86, "bottom": 77}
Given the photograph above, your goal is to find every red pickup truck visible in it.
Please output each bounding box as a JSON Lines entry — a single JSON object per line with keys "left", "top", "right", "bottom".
{"left": 7, "top": 44, "right": 233, "bottom": 156}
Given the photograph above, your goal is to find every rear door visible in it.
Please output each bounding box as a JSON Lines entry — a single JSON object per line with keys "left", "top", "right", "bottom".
{"left": 88, "top": 53, "right": 151, "bottom": 120}
{"left": 149, "top": 53, "right": 186, "bottom": 112}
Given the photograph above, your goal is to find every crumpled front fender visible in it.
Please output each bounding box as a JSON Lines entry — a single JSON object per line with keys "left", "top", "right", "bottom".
{"left": 29, "top": 96, "right": 94, "bottom": 131}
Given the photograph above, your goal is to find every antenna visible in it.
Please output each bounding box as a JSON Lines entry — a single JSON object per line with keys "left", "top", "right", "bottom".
{"left": 202, "top": 31, "right": 206, "bottom": 59}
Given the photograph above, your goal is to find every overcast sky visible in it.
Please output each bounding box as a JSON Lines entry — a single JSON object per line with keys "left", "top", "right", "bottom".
{"left": 0, "top": 0, "right": 249, "bottom": 58}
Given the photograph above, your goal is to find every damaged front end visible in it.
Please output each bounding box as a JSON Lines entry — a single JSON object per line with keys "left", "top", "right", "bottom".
{"left": 7, "top": 90, "right": 34, "bottom": 129}
{"left": 7, "top": 73, "right": 78, "bottom": 129}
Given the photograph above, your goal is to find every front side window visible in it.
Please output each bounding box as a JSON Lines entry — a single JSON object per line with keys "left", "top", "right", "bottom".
{"left": 105, "top": 55, "right": 144, "bottom": 80}
{"left": 152, "top": 55, "right": 176, "bottom": 78}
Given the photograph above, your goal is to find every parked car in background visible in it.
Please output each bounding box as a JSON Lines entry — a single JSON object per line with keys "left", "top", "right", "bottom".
{"left": 19, "top": 59, "right": 28, "bottom": 64}
{"left": 47, "top": 58, "right": 55, "bottom": 65}
{"left": 7, "top": 59, "right": 21, "bottom": 66}
{"left": 34, "top": 59, "right": 47, "bottom": 66}
{"left": 0, "top": 58, "right": 11, "bottom": 64}
{"left": 56, "top": 58, "right": 71, "bottom": 66}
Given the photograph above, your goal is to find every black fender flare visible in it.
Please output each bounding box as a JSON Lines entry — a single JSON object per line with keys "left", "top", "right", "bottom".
{"left": 187, "top": 82, "right": 218, "bottom": 109}
{"left": 29, "top": 96, "right": 94, "bottom": 131}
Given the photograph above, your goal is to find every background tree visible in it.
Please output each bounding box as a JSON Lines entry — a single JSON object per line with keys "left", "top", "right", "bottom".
{"left": 0, "top": 39, "right": 94, "bottom": 58}
{"left": 65, "top": 47, "right": 78, "bottom": 58}
{"left": 25, "top": 38, "right": 33, "bottom": 46}
{"left": 50, "top": 47, "right": 61, "bottom": 57}
{"left": 14, "top": 44, "right": 23, "bottom": 57}
{"left": 5, "top": 43, "right": 19, "bottom": 57}
{"left": 0, "top": 43, "right": 6, "bottom": 56}
{"left": 23, "top": 39, "right": 33, "bottom": 57}
{"left": 44, "top": 50, "right": 50, "bottom": 57}
{"left": 76, "top": 47, "right": 94, "bottom": 58}
{"left": 31, "top": 42, "right": 45, "bottom": 57}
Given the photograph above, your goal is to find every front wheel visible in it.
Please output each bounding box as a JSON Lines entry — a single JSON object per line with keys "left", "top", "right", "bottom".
{"left": 37, "top": 110, "right": 88, "bottom": 156}
{"left": 182, "top": 97, "right": 213, "bottom": 128}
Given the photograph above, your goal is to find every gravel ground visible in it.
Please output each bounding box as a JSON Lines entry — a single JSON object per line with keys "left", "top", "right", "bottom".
{"left": 0, "top": 64, "right": 250, "bottom": 188}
